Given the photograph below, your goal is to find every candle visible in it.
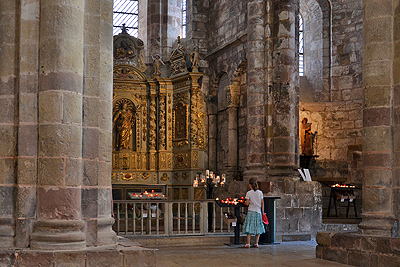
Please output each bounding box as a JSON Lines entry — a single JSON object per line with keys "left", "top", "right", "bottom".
{"left": 206, "top": 170, "right": 209, "bottom": 177}
{"left": 216, "top": 176, "right": 220, "bottom": 183}
{"left": 222, "top": 174, "right": 226, "bottom": 183}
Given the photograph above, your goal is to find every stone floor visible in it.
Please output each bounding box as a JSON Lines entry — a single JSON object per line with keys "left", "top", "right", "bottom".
{"left": 151, "top": 240, "right": 351, "bottom": 267}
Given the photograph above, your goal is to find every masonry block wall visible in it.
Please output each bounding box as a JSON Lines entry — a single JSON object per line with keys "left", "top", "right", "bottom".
{"left": 299, "top": 0, "right": 363, "bottom": 184}
{"left": 317, "top": 232, "right": 400, "bottom": 266}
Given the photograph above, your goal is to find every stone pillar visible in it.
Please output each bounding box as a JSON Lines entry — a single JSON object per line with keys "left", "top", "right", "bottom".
{"left": 245, "top": 0, "right": 266, "bottom": 181}
{"left": 143, "top": 0, "right": 181, "bottom": 63}
{"left": 208, "top": 112, "right": 217, "bottom": 171}
{"left": 15, "top": 0, "right": 41, "bottom": 248}
{"left": 82, "top": 0, "right": 116, "bottom": 247}
{"left": 227, "top": 103, "right": 238, "bottom": 177}
{"left": 359, "top": 0, "right": 395, "bottom": 236}
{"left": 30, "top": 0, "right": 86, "bottom": 250}
{"left": 0, "top": 0, "right": 18, "bottom": 248}
{"left": 268, "top": 0, "right": 299, "bottom": 178}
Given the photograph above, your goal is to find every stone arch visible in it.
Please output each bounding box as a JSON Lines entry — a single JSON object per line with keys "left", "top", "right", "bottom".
{"left": 299, "top": 0, "right": 331, "bottom": 102}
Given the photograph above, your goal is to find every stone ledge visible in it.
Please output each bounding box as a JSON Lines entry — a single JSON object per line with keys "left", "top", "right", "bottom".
{"left": 0, "top": 239, "right": 156, "bottom": 267}
{"left": 316, "top": 231, "right": 400, "bottom": 266}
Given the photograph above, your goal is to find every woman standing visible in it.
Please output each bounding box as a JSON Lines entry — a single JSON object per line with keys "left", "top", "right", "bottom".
{"left": 242, "top": 178, "right": 265, "bottom": 248}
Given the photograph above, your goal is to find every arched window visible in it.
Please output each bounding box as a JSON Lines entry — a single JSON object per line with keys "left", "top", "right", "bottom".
{"left": 113, "top": 0, "right": 139, "bottom": 37}
{"left": 181, "top": 0, "right": 187, "bottom": 38}
{"left": 299, "top": 14, "right": 304, "bottom": 76}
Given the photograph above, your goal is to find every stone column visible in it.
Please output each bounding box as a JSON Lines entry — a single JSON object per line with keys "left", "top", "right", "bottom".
{"left": 30, "top": 0, "right": 86, "bottom": 250}
{"left": 268, "top": 0, "right": 299, "bottom": 178}
{"left": 208, "top": 111, "right": 217, "bottom": 171}
{"left": 143, "top": 0, "right": 181, "bottom": 63}
{"left": 82, "top": 0, "right": 116, "bottom": 247}
{"left": 227, "top": 102, "right": 239, "bottom": 178}
{"left": 15, "top": 0, "right": 41, "bottom": 248}
{"left": 245, "top": 0, "right": 266, "bottom": 181}
{"left": 0, "top": 0, "right": 18, "bottom": 248}
{"left": 359, "top": 0, "right": 395, "bottom": 236}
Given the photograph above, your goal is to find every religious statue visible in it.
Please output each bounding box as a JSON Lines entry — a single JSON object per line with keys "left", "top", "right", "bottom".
{"left": 301, "top": 118, "right": 314, "bottom": 156}
{"left": 138, "top": 50, "right": 147, "bottom": 72}
{"left": 113, "top": 103, "right": 135, "bottom": 150}
{"left": 152, "top": 54, "right": 165, "bottom": 76}
{"left": 190, "top": 47, "right": 200, "bottom": 71}
{"left": 114, "top": 41, "right": 135, "bottom": 59}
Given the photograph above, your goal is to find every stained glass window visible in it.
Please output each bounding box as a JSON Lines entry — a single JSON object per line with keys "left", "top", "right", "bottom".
{"left": 299, "top": 14, "right": 304, "bottom": 76}
{"left": 181, "top": 0, "right": 187, "bottom": 38}
{"left": 113, "top": 0, "right": 139, "bottom": 37}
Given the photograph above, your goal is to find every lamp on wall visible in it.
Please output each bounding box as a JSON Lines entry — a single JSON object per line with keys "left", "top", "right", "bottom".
{"left": 269, "top": 52, "right": 290, "bottom": 103}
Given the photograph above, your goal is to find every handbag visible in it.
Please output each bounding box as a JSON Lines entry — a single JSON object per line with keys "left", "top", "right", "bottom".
{"left": 262, "top": 213, "right": 269, "bottom": 232}
{"left": 262, "top": 213, "right": 269, "bottom": 225}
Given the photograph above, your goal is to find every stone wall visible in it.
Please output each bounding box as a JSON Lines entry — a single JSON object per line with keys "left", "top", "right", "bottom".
{"left": 261, "top": 180, "right": 322, "bottom": 237}
{"left": 0, "top": 0, "right": 116, "bottom": 251}
{"left": 317, "top": 232, "right": 400, "bottom": 266}
{"left": 299, "top": 0, "right": 363, "bottom": 183}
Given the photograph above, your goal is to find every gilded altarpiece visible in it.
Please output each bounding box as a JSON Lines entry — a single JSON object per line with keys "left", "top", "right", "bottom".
{"left": 111, "top": 31, "right": 207, "bottom": 200}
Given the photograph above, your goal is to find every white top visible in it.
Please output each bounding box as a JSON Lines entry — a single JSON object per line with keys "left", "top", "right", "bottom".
{"left": 245, "top": 189, "right": 263, "bottom": 213}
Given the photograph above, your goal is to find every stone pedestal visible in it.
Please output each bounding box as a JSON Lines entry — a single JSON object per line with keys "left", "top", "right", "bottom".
{"left": 317, "top": 232, "right": 400, "bottom": 266}
{"left": 260, "top": 178, "right": 322, "bottom": 237}
{"left": 0, "top": 239, "right": 155, "bottom": 267}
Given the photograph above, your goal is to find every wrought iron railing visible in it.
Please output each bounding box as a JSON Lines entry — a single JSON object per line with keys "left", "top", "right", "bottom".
{"left": 113, "top": 199, "right": 247, "bottom": 236}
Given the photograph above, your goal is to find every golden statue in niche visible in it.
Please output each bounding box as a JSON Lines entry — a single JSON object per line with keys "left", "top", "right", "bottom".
{"left": 114, "top": 40, "right": 136, "bottom": 59}
{"left": 113, "top": 100, "right": 136, "bottom": 150}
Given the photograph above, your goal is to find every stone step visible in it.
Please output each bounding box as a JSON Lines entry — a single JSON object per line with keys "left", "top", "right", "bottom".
{"left": 124, "top": 232, "right": 314, "bottom": 248}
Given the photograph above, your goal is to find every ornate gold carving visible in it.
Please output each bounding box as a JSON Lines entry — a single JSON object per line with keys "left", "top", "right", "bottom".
{"left": 182, "top": 172, "right": 189, "bottom": 180}
{"left": 168, "top": 154, "right": 172, "bottom": 168}
{"left": 113, "top": 30, "right": 146, "bottom": 68}
{"left": 113, "top": 99, "right": 136, "bottom": 151}
{"left": 142, "top": 95, "right": 147, "bottom": 143}
{"left": 173, "top": 173, "right": 180, "bottom": 181}
{"left": 113, "top": 67, "right": 142, "bottom": 80}
{"left": 190, "top": 90, "right": 198, "bottom": 146}
{"left": 112, "top": 173, "right": 118, "bottom": 181}
{"left": 168, "top": 94, "right": 173, "bottom": 148}
{"left": 149, "top": 95, "right": 157, "bottom": 150}
{"left": 131, "top": 154, "right": 136, "bottom": 169}
{"left": 113, "top": 154, "right": 119, "bottom": 169}
{"left": 122, "top": 173, "right": 135, "bottom": 181}
{"left": 142, "top": 154, "right": 147, "bottom": 169}
{"left": 122, "top": 156, "right": 129, "bottom": 169}
{"left": 174, "top": 103, "right": 188, "bottom": 141}
{"left": 173, "top": 91, "right": 189, "bottom": 147}
{"left": 141, "top": 172, "right": 151, "bottom": 180}
{"left": 113, "top": 93, "right": 119, "bottom": 101}
{"left": 161, "top": 173, "right": 170, "bottom": 181}
{"left": 160, "top": 153, "right": 166, "bottom": 169}
{"left": 174, "top": 80, "right": 191, "bottom": 90}
{"left": 189, "top": 88, "right": 207, "bottom": 149}
{"left": 170, "top": 36, "right": 188, "bottom": 76}
{"left": 174, "top": 153, "right": 189, "bottom": 168}
{"left": 192, "top": 151, "right": 198, "bottom": 168}
{"left": 137, "top": 154, "right": 141, "bottom": 169}
{"left": 151, "top": 154, "right": 156, "bottom": 170}
{"left": 114, "top": 39, "right": 136, "bottom": 59}
{"left": 159, "top": 95, "right": 166, "bottom": 150}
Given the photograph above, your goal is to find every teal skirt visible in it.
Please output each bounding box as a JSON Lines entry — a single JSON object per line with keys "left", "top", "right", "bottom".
{"left": 242, "top": 210, "right": 266, "bottom": 235}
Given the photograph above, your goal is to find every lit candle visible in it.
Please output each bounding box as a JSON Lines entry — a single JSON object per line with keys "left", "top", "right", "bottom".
{"left": 206, "top": 170, "right": 209, "bottom": 177}
{"left": 216, "top": 176, "right": 220, "bottom": 183}
{"left": 222, "top": 174, "right": 226, "bottom": 183}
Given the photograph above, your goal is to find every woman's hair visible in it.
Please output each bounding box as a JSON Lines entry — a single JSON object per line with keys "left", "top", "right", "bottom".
{"left": 249, "top": 177, "right": 259, "bottom": 191}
